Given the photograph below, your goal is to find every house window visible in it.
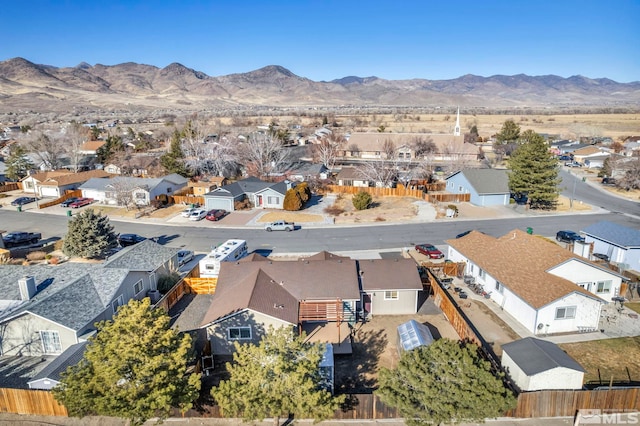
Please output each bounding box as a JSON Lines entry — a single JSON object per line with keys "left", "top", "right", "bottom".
{"left": 555, "top": 306, "right": 576, "bottom": 320}
{"left": 478, "top": 269, "right": 486, "bottom": 280}
{"left": 135, "top": 192, "right": 146, "bottom": 200}
{"left": 167, "top": 187, "right": 172, "bottom": 193}
{"left": 133, "top": 280, "right": 144, "bottom": 296}
{"left": 342, "top": 179, "right": 353, "bottom": 186}
{"left": 40, "top": 331, "right": 62, "bottom": 354}
{"left": 25, "top": 181, "right": 34, "bottom": 189}
{"left": 397, "top": 153, "right": 404, "bottom": 159}
{"left": 577, "top": 282, "right": 592, "bottom": 292}
{"left": 384, "top": 291, "right": 399, "bottom": 300}
{"left": 495, "top": 281, "right": 504, "bottom": 294}
{"left": 228, "top": 327, "right": 251, "bottom": 340}
{"left": 596, "top": 280, "right": 612, "bottom": 294}
{"left": 112, "top": 295, "right": 124, "bottom": 314}
{"left": 267, "top": 196, "right": 279, "bottom": 204}
{"left": 375, "top": 151, "right": 380, "bottom": 156}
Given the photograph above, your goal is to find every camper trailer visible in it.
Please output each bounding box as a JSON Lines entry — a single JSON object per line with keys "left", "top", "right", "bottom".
{"left": 199, "top": 239, "right": 248, "bottom": 278}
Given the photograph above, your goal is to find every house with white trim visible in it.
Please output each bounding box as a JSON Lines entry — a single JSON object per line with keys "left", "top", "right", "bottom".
{"left": 582, "top": 221, "right": 640, "bottom": 274}
{"left": 203, "top": 176, "right": 294, "bottom": 212}
{"left": 446, "top": 229, "right": 626, "bottom": 335}
{"left": 445, "top": 169, "right": 511, "bottom": 206}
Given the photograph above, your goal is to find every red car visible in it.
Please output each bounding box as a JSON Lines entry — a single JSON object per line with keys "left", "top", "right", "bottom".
{"left": 415, "top": 244, "right": 444, "bottom": 259}
{"left": 69, "top": 197, "right": 93, "bottom": 208}
{"left": 205, "top": 209, "right": 227, "bottom": 221}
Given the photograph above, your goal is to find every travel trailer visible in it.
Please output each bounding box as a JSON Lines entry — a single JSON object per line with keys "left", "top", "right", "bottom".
{"left": 198, "top": 239, "right": 248, "bottom": 278}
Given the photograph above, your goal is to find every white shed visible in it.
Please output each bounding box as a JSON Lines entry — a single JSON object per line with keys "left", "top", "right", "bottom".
{"left": 501, "top": 337, "right": 584, "bottom": 391}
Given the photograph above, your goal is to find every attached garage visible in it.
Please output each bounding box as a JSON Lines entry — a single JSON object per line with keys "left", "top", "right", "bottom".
{"left": 39, "top": 185, "right": 61, "bottom": 198}
{"left": 205, "top": 197, "right": 235, "bottom": 212}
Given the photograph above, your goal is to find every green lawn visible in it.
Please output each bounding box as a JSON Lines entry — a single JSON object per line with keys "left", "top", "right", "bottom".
{"left": 625, "top": 302, "right": 640, "bottom": 315}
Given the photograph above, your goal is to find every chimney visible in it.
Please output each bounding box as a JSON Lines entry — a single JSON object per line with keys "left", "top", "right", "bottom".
{"left": 19, "top": 276, "right": 37, "bottom": 301}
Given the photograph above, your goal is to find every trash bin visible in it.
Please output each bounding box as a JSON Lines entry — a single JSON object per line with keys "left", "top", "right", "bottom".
{"left": 582, "top": 177, "right": 586, "bottom": 182}
{"left": 66, "top": 210, "right": 72, "bottom": 217}
{"left": 526, "top": 227, "right": 533, "bottom": 235}
{"left": 16, "top": 205, "right": 22, "bottom": 212}
{"left": 189, "top": 203, "right": 195, "bottom": 208}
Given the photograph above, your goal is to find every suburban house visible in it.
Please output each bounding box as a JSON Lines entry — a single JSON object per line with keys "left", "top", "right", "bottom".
{"left": 0, "top": 240, "right": 178, "bottom": 357}
{"left": 78, "top": 140, "right": 106, "bottom": 155}
{"left": 188, "top": 177, "right": 228, "bottom": 196}
{"left": 446, "top": 229, "right": 626, "bottom": 335}
{"left": 501, "top": 337, "right": 585, "bottom": 391}
{"left": 571, "top": 146, "right": 610, "bottom": 168}
{"left": 339, "top": 132, "right": 477, "bottom": 163}
{"left": 203, "top": 176, "right": 294, "bottom": 212}
{"left": 335, "top": 166, "right": 373, "bottom": 187}
{"left": 273, "top": 161, "right": 329, "bottom": 182}
{"left": 20, "top": 170, "right": 73, "bottom": 195}
{"left": 581, "top": 221, "right": 640, "bottom": 273}
{"left": 445, "top": 169, "right": 511, "bottom": 206}
{"left": 33, "top": 170, "right": 113, "bottom": 198}
{"left": 549, "top": 140, "right": 579, "bottom": 156}
{"left": 79, "top": 173, "right": 188, "bottom": 206}
{"left": 104, "top": 155, "right": 161, "bottom": 177}
{"left": 198, "top": 251, "right": 424, "bottom": 356}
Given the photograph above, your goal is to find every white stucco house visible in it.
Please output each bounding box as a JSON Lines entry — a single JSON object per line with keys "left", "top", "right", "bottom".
{"left": 501, "top": 337, "right": 585, "bottom": 391}
{"left": 446, "top": 229, "right": 627, "bottom": 335}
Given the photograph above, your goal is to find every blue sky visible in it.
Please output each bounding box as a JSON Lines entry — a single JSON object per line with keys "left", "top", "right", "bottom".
{"left": 3, "top": 0, "right": 639, "bottom": 82}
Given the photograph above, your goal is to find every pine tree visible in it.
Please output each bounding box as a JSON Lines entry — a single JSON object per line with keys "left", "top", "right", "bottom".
{"left": 508, "top": 130, "right": 560, "bottom": 210}
{"left": 352, "top": 191, "right": 372, "bottom": 210}
{"left": 495, "top": 119, "right": 521, "bottom": 144}
{"left": 53, "top": 298, "right": 201, "bottom": 426}
{"left": 160, "top": 129, "right": 189, "bottom": 176}
{"left": 5, "top": 145, "right": 34, "bottom": 181}
{"left": 377, "top": 339, "right": 516, "bottom": 426}
{"left": 62, "top": 209, "right": 118, "bottom": 258}
{"left": 211, "top": 326, "right": 344, "bottom": 426}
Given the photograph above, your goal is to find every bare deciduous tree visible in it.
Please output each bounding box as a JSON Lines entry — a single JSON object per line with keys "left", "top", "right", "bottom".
{"left": 65, "top": 122, "right": 89, "bottom": 172}
{"left": 240, "top": 133, "right": 290, "bottom": 179}
{"left": 312, "top": 133, "right": 345, "bottom": 172}
{"left": 106, "top": 178, "right": 140, "bottom": 210}
{"left": 23, "top": 130, "right": 67, "bottom": 170}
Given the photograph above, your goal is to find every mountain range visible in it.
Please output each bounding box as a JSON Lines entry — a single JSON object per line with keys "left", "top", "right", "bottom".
{"left": 0, "top": 57, "right": 638, "bottom": 113}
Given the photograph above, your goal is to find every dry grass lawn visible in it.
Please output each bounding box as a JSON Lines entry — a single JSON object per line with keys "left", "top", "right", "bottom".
{"left": 331, "top": 194, "right": 420, "bottom": 223}
{"left": 559, "top": 337, "right": 640, "bottom": 383}
{"left": 257, "top": 211, "right": 325, "bottom": 223}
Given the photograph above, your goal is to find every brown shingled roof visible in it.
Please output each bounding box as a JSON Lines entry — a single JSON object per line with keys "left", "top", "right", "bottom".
{"left": 39, "top": 170, "right": 113, "bottom": 187}
{"left": 80, "top": 140, "right": 107, "bottom": 152}
{"left": 445, "top": 230, "right": 603, "bottom": 309}
{"left": 300, "top": 251, "right": 350, "bottom": 261}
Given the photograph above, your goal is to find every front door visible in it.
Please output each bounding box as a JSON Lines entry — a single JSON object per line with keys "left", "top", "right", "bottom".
{"left": 256, "top": 195, "right": 263, "bottom": 207}
{"left": 362, "top": 293, "right": 372, "bottom": 317}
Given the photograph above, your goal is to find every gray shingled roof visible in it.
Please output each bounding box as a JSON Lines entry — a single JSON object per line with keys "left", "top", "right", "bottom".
{"left": 449, "top": 169, "right": 510, "bottom": 195}
{"left": 502, "top": 337, "right": 584, "bottom": 375}
{"left": 205, "top": 176, "right": 284, "bottom": 198}
{"left": 79, "top": 174, "right": 187, "bottom": 192}
{"left": 582, "top": 221, "right": 640, "bottom": 248}
{"left": 103, "top": 239, "right": 179, "bottom": 271}
{"left": 28, "top": 341, "right": 88, "bottom": 384}
{"left": 358, "top": 258, "right": 423, "bottom": 291}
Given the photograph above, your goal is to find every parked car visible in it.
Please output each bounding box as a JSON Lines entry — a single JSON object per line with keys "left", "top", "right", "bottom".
{"left": 60, "top": 197, "right": 80, "bottom": 207}
{"left": 117, "top": 233, "right": 147, "bottom": 247}
{"left": 11, "top": 197, "right": 36, "bottom": 206}
{"left": 264, "top": 220, "right": 296, "bottom": 232}
{"left": 69, "top": 197, "right": 93, "bottom": 208}
{"left": 181, "top": 207, "right": 198, "bottom": 218}
{"left": 189, "top": 209, "right": 207, "bottom": 221}
{"left": 177, "top": 250, "right": 194, "bottom": 266}
{"left": 415, "top": 243, "right": 445, "bottom": 259}
{"left": 558, "top": 155, "right": 572, "bottom": 161}
{"left": 556, "top": 230, "right": 585, "bottom": 243}
{"left": 565, "top": 161, "right": 582, "bottom": 168}
{"left": 601, "top": 177, "right": 617, "bottom": 186}
{"left": 455, "top": 230, "right": 473, "bottom": 239}
{"left": 205, "top": 209, "right": 227, "bottom": 221}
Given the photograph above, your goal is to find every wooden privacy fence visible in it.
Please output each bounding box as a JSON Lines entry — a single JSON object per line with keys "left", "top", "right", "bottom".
{"left": 154, "top": 280, "right": 188, "bottom": 312}
{"left": 0, "top": 387, "right": 67, "bottom": 416}
{"left": 184, "top": 277, "right": 218, "bottom": 294}
{"left": 0, "top": 182, "right": 20, "bottom": 193}
{"left": 170, "top": 195, "right": 204, "bottom": 206}
{"left": 328, "top": 184, "right": 427, "bottom": 199}
{"left": 426, "top": 192, "right": 470, "bottom": 203}
{"left": 38, "top": 189, "right": 82, "bottom": 209}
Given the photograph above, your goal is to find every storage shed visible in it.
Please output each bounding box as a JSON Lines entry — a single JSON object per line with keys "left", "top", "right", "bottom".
{"left": 397, "top": 319, "right": 434, "bottom": 355}
{"left": 501, "top": 337, "right": 585, "bottom": 391}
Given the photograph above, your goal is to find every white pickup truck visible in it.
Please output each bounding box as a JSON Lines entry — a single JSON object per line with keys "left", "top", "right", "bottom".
{"left": 264, "top": 220, "right": 296, "bottom": 232}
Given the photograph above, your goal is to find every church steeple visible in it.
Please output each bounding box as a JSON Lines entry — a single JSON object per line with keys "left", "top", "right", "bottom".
{"left": 454, "top": 107, "right": 461, "bottom": 136}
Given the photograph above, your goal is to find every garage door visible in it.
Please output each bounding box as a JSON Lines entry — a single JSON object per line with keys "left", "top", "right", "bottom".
{"left": 40, "top": 186, "right": 59, "bottom": 197}
{"left": 205, "top": 198, "right": 233, "bottom": 211}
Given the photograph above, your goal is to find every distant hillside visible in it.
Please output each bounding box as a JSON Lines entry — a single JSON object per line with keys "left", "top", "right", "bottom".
{"left": 0, "top": 57, "right": 638, "bottom": 113}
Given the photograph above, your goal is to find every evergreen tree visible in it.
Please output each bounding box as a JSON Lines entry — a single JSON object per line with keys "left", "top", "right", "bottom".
{"left": 53, "top": 298, "right": 201, "bottom": 426}
{"left": 283, "top": 188, "right": 303, "bottom": 211}
{"left": 508, "top": 130, "right": 560, "bottom": 210}
{"left": 495, "top": 119, "right": 521, "bottom": 143}
{"left": 62, "top": 209, "right": 118, "bottom": 258}
{"left": 211, "top": 326, "right": 344, "bottom": 426}
{"left": 377, "top": 339, "right": 516, "bottom": 426}
{"left": 352, "top": 191, "right": 372, "bottom": 210}
{"left": 5, "top": 145, "right": 34, "bottom": 181}
{"left": 96, "top": 135, "right": 123, "bottom": 164}
{"left": 160, "top": 129, "right": 189, "bottom": 176}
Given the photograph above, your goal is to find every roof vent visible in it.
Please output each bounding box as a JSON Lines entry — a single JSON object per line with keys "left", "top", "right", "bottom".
{"left": 279, "top": 281, "right": 284, "bottom": 286}
{"left": 18, "top": 276, "right": 37, "bottom": 301}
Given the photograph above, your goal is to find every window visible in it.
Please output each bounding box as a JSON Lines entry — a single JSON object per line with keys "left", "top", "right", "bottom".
{"left": 40, "top": 331, "right": 62, "bottom": 354}
{"left": 228, "top": 327, "right": 251, "bottom": 340}
{"left": 495, "top": 281, "right": 504, "bottom": 294}
{"left": 112, "top": 295, "right": 124, "bottom": 314}
{"left": 555, "top": 306, "right": 576, "bottom": 320}
{"left": 133, "top": 280, "right": 144, "bottom": 295}
{"left": 384, "top": 291, "right": 399, "bottom": 300}
{"left": 135, "top": 192, "right": 146, "bottom": 200}
{"left": 267, "top": 196, "right": 279, "bottom": 204}
{"left": 167, "top": 187, "right": 172, "bottom": 193}
{"left": 479, "top": 269, "right": 486, "bottom": 280}
{"left": 596, "top": 280, "right": 612, "bottom": 294}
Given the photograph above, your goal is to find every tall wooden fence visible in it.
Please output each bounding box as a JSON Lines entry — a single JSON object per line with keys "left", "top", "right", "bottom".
{"left": 170, "top": 195, "right": 205, "bottom": 206}
{"left": 327, "top": 184, "right": 470, "bottom": 204}
{"left": 38, "top": 189, "right": 83, "bottom": 209}
{"left": 0, "top": 388, "right": 68, "bottom": 416}
{"left": 0, "top": 182, "right": 20, "bottom": 193}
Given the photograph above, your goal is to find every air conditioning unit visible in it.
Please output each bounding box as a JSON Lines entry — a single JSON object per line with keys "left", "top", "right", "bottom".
{"left": 147, "top": 290, "right": 161, "bottom": 304}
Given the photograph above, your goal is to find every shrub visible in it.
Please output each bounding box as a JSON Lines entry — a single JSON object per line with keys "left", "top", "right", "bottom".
{"left": 27, "top": 251, "right": 47, "bottom": 261}
{"left": 295, "top": 182, "right": 311, "bottom": 204}
{"left": 352, "top": 191, "right": 373, "bottom": 210}
{"left": 323, "top": 205, "right": 345, "bottom": 216}
{"left": 157, "top": 271, "right": 181, "bottom": 294}
{"left": 283, "top": 188, "right": 303, "bottom": 211}
{"left": 374, "top": 216, "right": 386, "bottom": 222}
